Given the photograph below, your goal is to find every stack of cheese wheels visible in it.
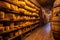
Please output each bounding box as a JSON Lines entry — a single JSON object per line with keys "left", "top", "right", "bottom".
{"left": 18, "top": 8, "right": 26, "bottom": 13}
{"left": 18, "top": 1, "right": 26, "bottom": 7}
{"left": 10, "top": 4, "right": 19, "bottom": 12}
{"left": 18, "top": 30, "right": 22, "bottom": 35}
{"left": 24, "top": 5, "right": 36, "bottom": 11}
{"left": 24, "top": 0, "right": 40, "bottom": 10}
{"left": 0, "top": 24, "right": 4, "bottom": 33}
{"left": 32, "top": 13, "right": 38, "bottom": 16}
{"left": 13, "top": 15, "right": 17, "bottom": 20}
{"left": 5, "top": 13, "right": 14, "bottom": 20}
{"left": 0, "top": 1, "right": 11, "bottom": 9}
{"left": 17, "top": 16, "right": 20, "bottom": 20}
{"left": 5, "top": 26, "right": 10, "bottom": 31}
{"left": 10, "top": 23, "right": 14, "bottom": 29}
{"left": 6, "top": 0, "right": 26, "bottom": 7}
{"left": 0, "top": 1, "right": 19, "bottom": 12}
{"left": 0, "top": 11, "right": 5, "bottom": 19}
{"left": 15, "top": 31, "right": 19, "bottom": 36}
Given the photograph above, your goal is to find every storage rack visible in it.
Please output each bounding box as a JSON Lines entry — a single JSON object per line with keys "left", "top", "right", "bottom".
{"left": 0, "top": 0, "right": 42, "bottom": 40}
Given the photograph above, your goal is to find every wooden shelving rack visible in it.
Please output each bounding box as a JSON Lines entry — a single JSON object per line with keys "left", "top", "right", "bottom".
{"left": 0, "top": 0, "right": 42, "bottom": 40}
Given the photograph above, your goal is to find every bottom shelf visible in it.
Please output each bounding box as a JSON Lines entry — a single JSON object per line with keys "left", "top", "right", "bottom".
{"left": 8, "top": 24, "right": 39, "bottom": 40}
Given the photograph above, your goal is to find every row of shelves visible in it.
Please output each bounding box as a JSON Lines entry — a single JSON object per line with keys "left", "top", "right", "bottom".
{"left": 0, "top": 0, "right": 40, "bottom": 14}
{"left": 0, "top": 0, "right": 40, "bottom": 11}
{"left": 0, "top": 0, "right": 41, "bottom": 40}
{"left": 0, "top": 19, "right": 40, "bottom": 23}
{"left": 8, "top": 24, "right": 39, "bottom": 40}
{"left": 0, "top": 8, "right": 39, "bottom": 17}
{"left": 0, "top": 11, "right": 40, "bottom": 22}
{"left": 0, "top": 21, "right": 40, "bottom": 35}
{"left": 0, "top": 22, "right": 39, "bottom": 40}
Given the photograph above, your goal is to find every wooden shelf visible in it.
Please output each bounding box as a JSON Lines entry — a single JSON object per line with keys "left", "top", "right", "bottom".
{"left": 24, "top": 0, "right": 41, "bottom": 11}
{"left": 0, "top": 19, "right": 24, "bottom": 23}
{"left": 0, "top": 8, "right": 39, "bottom": 17}
{"left": 8, "top": 23, "right": 39, "bottom": 40}
{"left": 0, "top": 19, "right": 40, "bottom": 23}
{"left": 0, "top": 21, "right": 39, "bottom": 35}
{"left": 5, "top": 0, "right": 40, "bottom": 12}
{"left": 8, "top": 33, "right": 22, "bottom": 40}
{"left": 0, "top": 0, "right": 39, "bottom": 13}
{"left": 0, "top": 26, "right": 22, "bottom": 35}
{"left": 23, "top": 24, "right": 39, "bottom": 34}
{"left": 0, "top": 1, "right": 41, "bottom": 40}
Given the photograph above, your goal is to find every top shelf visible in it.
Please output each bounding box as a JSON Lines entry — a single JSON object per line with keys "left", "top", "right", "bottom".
{"left": 0, "top": 0, "right": 40, "bottom": 12}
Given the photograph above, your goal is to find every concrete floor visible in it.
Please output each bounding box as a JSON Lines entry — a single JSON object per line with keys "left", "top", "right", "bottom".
{"left": 23, "top": 23, "right": 55, "bottom": 40}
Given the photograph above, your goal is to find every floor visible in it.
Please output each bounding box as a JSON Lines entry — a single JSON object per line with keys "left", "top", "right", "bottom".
{"left": 23, "top": 23, "right": 55, "bottom": 40}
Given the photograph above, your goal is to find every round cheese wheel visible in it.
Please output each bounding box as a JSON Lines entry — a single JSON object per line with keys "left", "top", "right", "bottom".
{"left": 0, "top": 1, "right": 11, "bottom": 9}
{"left": 0, "top": 11, "right": 5, "bottom": 19}
{"left": 18, "top": 1, "right": 26, "bottom": 7}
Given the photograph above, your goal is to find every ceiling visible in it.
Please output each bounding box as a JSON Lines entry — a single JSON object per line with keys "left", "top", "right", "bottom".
{"left": 36, "top": 0, "right": 55, "bottom": 9}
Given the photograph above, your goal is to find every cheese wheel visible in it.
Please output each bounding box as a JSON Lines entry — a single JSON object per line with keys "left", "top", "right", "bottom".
{"left": 13, "top": 14, "right": 16, "bottom": 20}
{"left": 18, "top": 1, "right": 26, "bottom": 7}
{"left": 5, "top": 26, "right": 10, "bottom": 31}
{"left": 0, "top": 24, "right": 4, "bottom": 33}
{"left": 32, "top": 17, "right": 35, "bottom": 19}
{"left": 18, "top": 30, "right": 22, "bottom": 35}
{"left": 10, "top": 23, "right": 14, "bottom": 29}
{"left": 5, "top": 14, "right": 14, "bottom": 20}
{"left": 15, "top": 6, "right": 19, "bottom": 12}
{"left": 0, "top": 24, "right": 3, "bottom": 27}
{"left": 15, "top": 15, "right": 20, "bottom": 20}
{"left": 24, "top": 6, "right": 36, "bottom": 11}
{"left": 33, "top": 13, "right": 38, "bottom": 16}
{"left": 10, "top": 4, "right": 18, "bottom": 12}
{"left": 15, "top": 32, "right": 19, "bottom": 36}
{"left": 24, "top": 10, "right": 32, "bottom": 15}
{"left": 6, "top": 0, "right": 26, "bottom": 7}
{"left": 24, "top": 0, "right": 35, "bottom": 7}
{"left": 0, "top": 27, "right": 4, "bottom": 32}
{"left": 24, "top": 0, "right": 40, "bottom": 10}
{"left": 29, "top": 12, "right": 32, "bottom": 15}
{"left": 10, "top": 4, "right": 15, "bottom": 10}
{"left": 0, "top": 11, "right": 5, "bottom": 19}
{"left": 24, "top": 10, "right": 30, "bottom": 14}
{"left": 18, "top": 8, "right": 25, "bottom": 13}
{"left": 0, "top": 1, "right": 11, "bottom": 9}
